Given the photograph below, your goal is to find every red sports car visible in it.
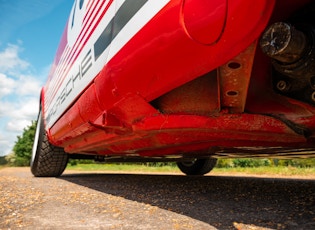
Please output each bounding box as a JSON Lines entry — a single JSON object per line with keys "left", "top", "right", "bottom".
{"left": 31, "top": 0, "right": 315, "bottom": 176}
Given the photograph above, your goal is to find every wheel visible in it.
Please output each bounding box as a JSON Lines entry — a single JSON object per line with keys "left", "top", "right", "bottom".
{"left": 31, "top": 110, "right": 69, "bottom": 177}
{"left": 177, "top": 158, "right": 217, "bottom": 175}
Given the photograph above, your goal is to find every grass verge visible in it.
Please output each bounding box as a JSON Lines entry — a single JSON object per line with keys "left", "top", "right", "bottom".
{"left": 212, "top": 166, "right": 315, "bottom": 177}
{"left": 66, "top": 163, "right": 180, "bottom": 173}
{"left": 66, "top": 163, "right": 315, "bottom": 177}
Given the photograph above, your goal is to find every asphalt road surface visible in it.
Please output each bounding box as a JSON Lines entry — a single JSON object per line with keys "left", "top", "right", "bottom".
{"left": 0, "top": 167, "right": 314, "bottom": 229}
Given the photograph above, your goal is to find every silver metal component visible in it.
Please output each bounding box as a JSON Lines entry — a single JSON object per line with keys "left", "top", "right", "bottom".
{"left": 276, "top": 80, "right": 290, "bottom": 92}
{"left": 260, "top": 22, "right": 307, "bottom": 63}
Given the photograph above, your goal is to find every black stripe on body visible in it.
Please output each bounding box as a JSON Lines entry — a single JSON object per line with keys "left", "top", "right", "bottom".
{"left": 94, "top": 0, "right": 148, "bottom": 61}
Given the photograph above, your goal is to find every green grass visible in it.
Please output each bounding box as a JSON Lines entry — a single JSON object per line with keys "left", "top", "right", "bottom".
{"left": 66, "top": 163, "right": 180, "bottom": 173}
{"left": 66, "top": 163, "right": 315, "bottom": 177}
{"left": 212, "top": 166, "right": 315, "bottom": 177}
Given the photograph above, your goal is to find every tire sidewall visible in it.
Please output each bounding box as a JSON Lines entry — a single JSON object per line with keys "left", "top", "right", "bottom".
{"left": 177, "top": 158, "right": 217, "bottom": 175}
{"left": 30, "top": 110, "right": 44, "bottom": 174}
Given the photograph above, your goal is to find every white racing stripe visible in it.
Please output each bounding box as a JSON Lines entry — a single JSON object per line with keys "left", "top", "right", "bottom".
{"left": 46, "top": 0, "right": 171, "bottom": 128}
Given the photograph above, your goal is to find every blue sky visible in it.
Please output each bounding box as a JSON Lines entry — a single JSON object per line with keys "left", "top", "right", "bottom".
{"left": 0, "top": 0, "right": 73, "bottom": 156}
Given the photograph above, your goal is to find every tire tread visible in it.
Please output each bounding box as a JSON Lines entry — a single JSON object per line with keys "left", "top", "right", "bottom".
{"left": 31, "top": 113, "right": 68, "bottom": 177}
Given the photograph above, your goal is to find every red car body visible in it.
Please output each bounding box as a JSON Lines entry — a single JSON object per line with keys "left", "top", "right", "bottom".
{"left": 31, "top": 0, "right": 315, "bottom": 176}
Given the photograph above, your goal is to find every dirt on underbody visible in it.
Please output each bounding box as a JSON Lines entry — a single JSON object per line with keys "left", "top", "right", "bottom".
{"left": 0, "top": 167, "right": 315, "bottom": 230}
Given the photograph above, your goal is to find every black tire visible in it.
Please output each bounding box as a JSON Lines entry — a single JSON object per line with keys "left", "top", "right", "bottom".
{"left": 31, "top": 110, "right": 69, "bottom": 177}
{"left": 177, "top": 158, "right": 217, "bottom": 175}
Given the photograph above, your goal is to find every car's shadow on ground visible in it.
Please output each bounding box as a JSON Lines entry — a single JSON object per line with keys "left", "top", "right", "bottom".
{"left": 60, "top": 172, "right": 315, "bottom": 229}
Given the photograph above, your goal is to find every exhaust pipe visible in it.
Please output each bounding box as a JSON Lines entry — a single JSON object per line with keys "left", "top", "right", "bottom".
{"left": 260, "top": 22, "right": 315, "bottom": 81}
{"left": 260, "top": 22, "right": 307, "bottom": 63}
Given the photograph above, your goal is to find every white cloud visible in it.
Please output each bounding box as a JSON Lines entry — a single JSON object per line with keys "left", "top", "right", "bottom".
{"left": 0, "top": 43, "right": 29, "bottom": 73}
{"left": 2, "top": 97, "right": 39, "bottom": 121}
{"left": 16, "top": 75, "right": 42, "bottom": 96}
{"left": 0, "top": 95, "right": 39, "bottom": 156}
{"left": 0, "top": 135, "right": 12, "bottom": 156}
{"left": 0, "top": 73, "right": 41, "bottom": 99}
{"left": 0, "top": 43, "right": 43, "bottom": 155}
{"left": 0, "top": 100, "right": 15, "bottom": 118}
{"left": 6, "top": 119, "right": 33, "bottom": 133}
{"left": 0, "top": 73, "right": 16, "bottom": 98}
